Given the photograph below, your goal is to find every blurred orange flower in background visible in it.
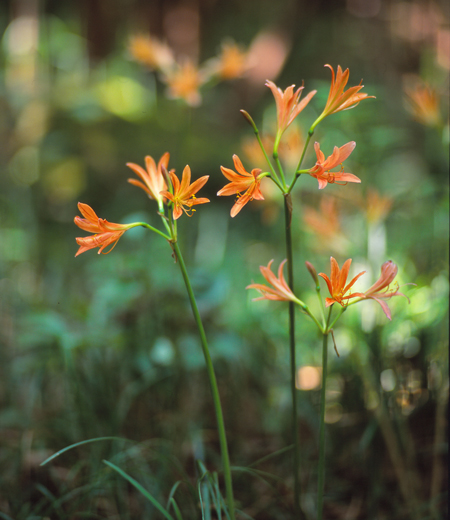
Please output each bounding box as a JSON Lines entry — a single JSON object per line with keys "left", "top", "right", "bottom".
{"left": 128, "top": 34, "right": 174, "bottom": 72}
{"left": 405, "top": 82, "right": 442, "bottom": 127}
{"left": 206, "top": 41, "right": 250, "bottom": 80}
{"left": 165, "top": 61, "right": 206, "bottom": 106}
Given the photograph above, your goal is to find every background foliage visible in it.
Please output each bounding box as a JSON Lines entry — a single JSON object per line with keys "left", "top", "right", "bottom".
{"left": 0, "top": 0, "right": 448, "bottom": 518}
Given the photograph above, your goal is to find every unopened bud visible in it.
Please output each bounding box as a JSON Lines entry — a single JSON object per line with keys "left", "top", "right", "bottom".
{"left": 240, "top": 110, "right": 258, "bottom": 132}
{"left": 305, "top": 261, "right": 319, "bottom": 285}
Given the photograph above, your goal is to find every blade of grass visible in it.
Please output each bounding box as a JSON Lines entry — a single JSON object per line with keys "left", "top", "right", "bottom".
{"left": 103, "top": 459, "right": 174, "bottom": 520}
{"left": 40, "top": 436, "right": 125, "bottom": 466}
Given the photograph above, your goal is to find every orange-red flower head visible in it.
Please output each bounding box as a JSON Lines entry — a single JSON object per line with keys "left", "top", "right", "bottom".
{"left": 128, "top": 34, "right": 174, "bottom": 72}
{"left": 266, "top": 80, "right": 316, "bottom": 144}
{"left": 126, "top": 153, "right": 171, "bottom": 207}
{"left": 405, "top": 83, "right": 441, "bottom": 127}
{"left": 160, "top": 165, "right": 209, "bottom": 220}
{"left": 319, "top": 257, "right": 366, "bottom": 307}
{"left": 361, "top": 260, "right": 411, "bottom": 320}
{"left": 207, "top": 41, "right": 250, "bottom": 80}
{"left": 313, "top": 65, "right": 375, "bottom": 128}
{"left": 247, "top": 259, "right": 302, "bottom": 304}
{"left": 218, "top": 155, "right": 265, "bottom": 217}
{"left": 74, "top": 203, "right": 136, "bottom": 257}
{"left": 309, "top": 141, "right": 361, "bottom": 189}
{"left": 164, "top": 61, "right": 206, "bottom": 106}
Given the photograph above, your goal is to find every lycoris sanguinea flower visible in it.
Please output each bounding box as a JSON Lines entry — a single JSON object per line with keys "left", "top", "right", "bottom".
{"left": 218, "top": 154, "right": 265, "bottom": 217}
{"left": 360, "top": 260, "right": 411, "bottom": 320}
{"left": 164, "top": 61, "right": 206, "bottom": 107}
{"left": 74, "top": 203, "right": 137, "bottom": 257}
{"left": 308, "top": 141, "right": 361, "bottom": 189}
{"left": 321, "top": 65, "right": 374, "bottom": 117}
{"left": 265, "top": 80, "right": 316, "bottom": 145}
{"left": 319, "top": 257, "right": 366, "bottom": 307}
{"left": 126, "top": 153, "right": 171, "bottom": 207}
{"left": 160, "top": 165, "right": 209, "bottom": 220}
{"left": 247, "top": 259, "right": 302, "bottom": 304}
{"left": 405, "top": 83, "right": 441, "bottom": 127}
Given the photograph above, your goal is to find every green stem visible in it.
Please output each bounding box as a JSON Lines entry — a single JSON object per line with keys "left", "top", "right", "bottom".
{"left": 171, "top": 241, "right": 235, "bottom": 520}
{"left": 254, "top": 127, "right": 281, "bottom": 186}
{"left": 283, "top": 196, "right": 303, "bottom": 519}
{"left": 139, "top": 223, "right": 171, "bottom": 241}
{"left": 317, "top": 308, "right": 332, "bottom": 520}
{"left": 273, "top": 150, "right": 287, "bottom": 191}
{"left": 288, "top": 129, "right": 314, "bottom": 194}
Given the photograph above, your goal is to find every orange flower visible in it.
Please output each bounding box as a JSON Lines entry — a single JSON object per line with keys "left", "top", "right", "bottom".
{"left": 164, "top": 61, "right": 205, "bottom": 106}
{"left": 313, "top": 65, "right": 374, "bottom": 127}
{"left": 74, "top": 203, "right": 137, "bottom": 257}
{"left": 126, "top": 153, "right": 171, "bottom": 207}
{"left": 247, "top": 259, "right": 301, "bottom": 304}
{"left": 218, "top": 154, "right": 264, "bottom": 217}
{"left": 207, "top": 41, "right": 249, "bottom": 80}
{"left": 266, "top": 80, "right": 316, "bottom": 144}
{"left": 319, "top": 257, "right": 366, "bottom": 307}
{"left": 405, "top": 83, "right": 441, "bottom": 127}
{"left": 128, "top": 34, "right": 174, "bottom": 72}
{"left": 361, "top": 260, "right": 411, "bottom": 320}
{"left": 160, "top": 165, "right": 209, "bottom": 220}
{"left": 308, "top": 141, "right": 361, "bottom": 189}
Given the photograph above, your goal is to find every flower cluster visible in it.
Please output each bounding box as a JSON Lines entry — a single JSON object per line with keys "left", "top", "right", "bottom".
{"left": 129, "top": 34, "right": 250, "bottom": 106}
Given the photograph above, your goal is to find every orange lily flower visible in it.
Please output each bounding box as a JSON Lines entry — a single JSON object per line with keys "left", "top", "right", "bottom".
{"left": 74, "top": 203, "right": 137, "bottom": 257}
{"left": 405, "top": 83, "right": 441, "bottom": 127}
{"left": 319, "top": 257, "right": 366, "bottom": 307}
{"left": 313, "top": 65, "right": 374, "bottom": 128}
{"left": 247, "top": 259, "right": 302, "bottom": 304}
{"left": 207, "top": 41, "right": 249, "bottom": 80}
{"left": 266, "top": 80, "right": 316, "bottom": 144}
{"left": 308, "top": 141, "right": 361, "bottom": 189}
{"left": 160, "top": 165, "right": 209, "bottom": 220}
{"left": 126, "top": 153, "right": 171, "bottom": 207}
{"left": 218, "top": 154, "right": 264, "bottom": 217}
{"left": 360, "top": 260, "right": 411, "bottom": 320}
{"left": 128, "top": 34, "right": 174, "bottom": 72}
{"left": 164, "top": 61, "right": 205, "bottom": 107}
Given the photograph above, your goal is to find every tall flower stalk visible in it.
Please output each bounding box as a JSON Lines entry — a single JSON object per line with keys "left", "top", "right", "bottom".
{"left": 75, "top": 156, "right": 236, "bottom": 520}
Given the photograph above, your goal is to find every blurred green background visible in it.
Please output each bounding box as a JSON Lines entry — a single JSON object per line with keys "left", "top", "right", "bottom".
{"left": 0, "top": 0, "right": 448, "bottom": 518}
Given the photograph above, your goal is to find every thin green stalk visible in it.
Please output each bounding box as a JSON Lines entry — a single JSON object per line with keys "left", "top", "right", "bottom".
{"left": 171, "top": 241, "right": 235, "bottom": 520}
{"left": 317, "top": 308, "right": 333, "bottom": 520}
{"left": 273, "top": 151, "right": 287, "bottom": 191}
{"left": 283, "top": 196, "right": 303, "bottom": 519}
{"left": 139, "top": 223, "right": 171, "bottom": 241}
{"left": 288, "top": 129, "right": 314, "bottom": 194}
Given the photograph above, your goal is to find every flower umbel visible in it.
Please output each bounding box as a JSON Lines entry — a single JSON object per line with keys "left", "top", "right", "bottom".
{"left": 126, "top": 153, "right": 171, "bottom": 208}
{"left": 319, "top": 257, "right": 366, "bottom": 307}
{"left": 247, "top": 259, "right": 302, "bottom": 304}
{"left": 74, "top": 203, "right": 137, "bottom": 256}
{"left": 308, "top": 141, "right": 361, "bottom": 189}
{"left": 266, "top": 80, "right": 316, "bottom": 146}
{"left": 161, "top": 165, "right": 209, "bottom": 220}
{"left": 360, "top": 260, "right": 411, "bottom": 320}
{"left": 218, "top": 154, "right": 265, "bottom": 217}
